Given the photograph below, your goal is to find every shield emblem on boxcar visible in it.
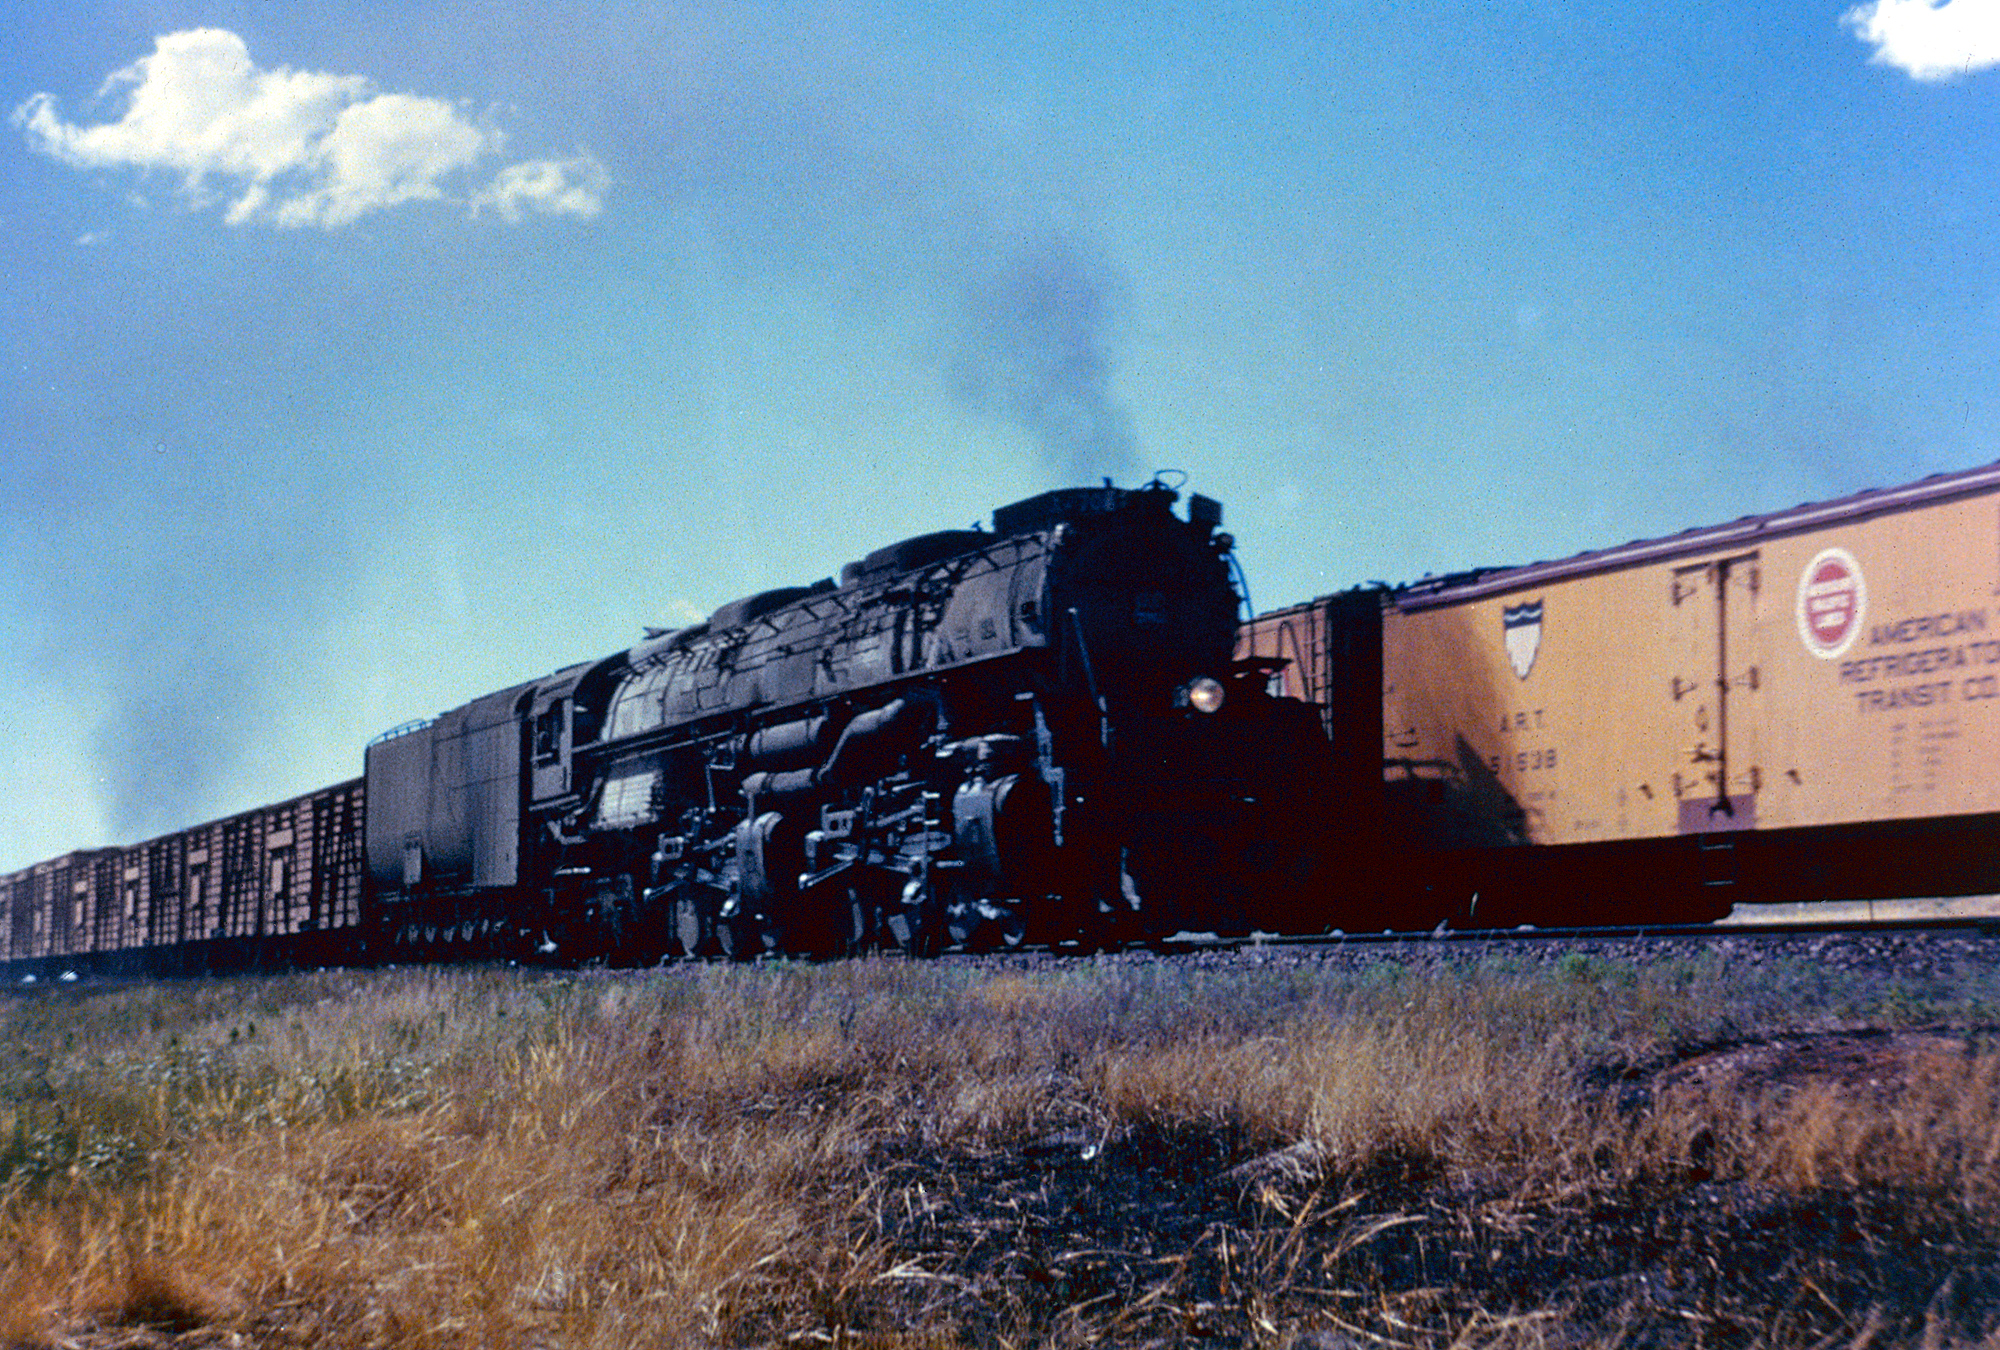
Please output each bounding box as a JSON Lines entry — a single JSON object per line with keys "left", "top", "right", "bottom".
{"left": 1503, "top": 600, "right": 1543, "bottom": 679}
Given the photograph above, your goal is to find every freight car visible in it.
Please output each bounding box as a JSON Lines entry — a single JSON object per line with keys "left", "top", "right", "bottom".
{"left": 0, "top": 480, "right": 1326, "bottom": 977}
{"left": 0, "top": 779, "right": 365, "bottom": 981}
{"left": 1244, "top": 460, "right": 2000, "bottom": 929}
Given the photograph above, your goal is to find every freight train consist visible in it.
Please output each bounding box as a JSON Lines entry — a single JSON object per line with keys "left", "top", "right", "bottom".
{"left": 10, "top": 462, "right": 2000, "bottom": 977}
{"left": 1243, "top": 459, "right": 2000, "bottom": 928}
{"left": 0, "top": 481, "right": 1326, "bottom": 976}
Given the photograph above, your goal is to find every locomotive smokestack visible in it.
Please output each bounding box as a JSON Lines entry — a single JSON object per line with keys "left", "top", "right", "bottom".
{"left": 947, "top": 236, "right": 1139, "bottom": 485}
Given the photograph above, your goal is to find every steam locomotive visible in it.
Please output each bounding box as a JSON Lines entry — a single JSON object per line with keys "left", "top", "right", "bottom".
{"left": 0, "top": 480, "right": 1330, "bottom": 975}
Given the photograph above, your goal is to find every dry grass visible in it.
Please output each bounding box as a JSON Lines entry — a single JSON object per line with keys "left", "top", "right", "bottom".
{"left": 1, "top": 948, "right": 1998, "bottom": 1348}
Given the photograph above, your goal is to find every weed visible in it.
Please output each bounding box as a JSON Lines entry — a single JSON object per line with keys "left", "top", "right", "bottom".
{"left": 0, "top": 949, "right": 1996, "bottom": 1346}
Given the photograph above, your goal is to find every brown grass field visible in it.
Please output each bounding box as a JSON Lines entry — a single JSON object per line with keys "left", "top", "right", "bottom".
{"left": 3, "top": 942, "right": 2000, "bottom": 1348}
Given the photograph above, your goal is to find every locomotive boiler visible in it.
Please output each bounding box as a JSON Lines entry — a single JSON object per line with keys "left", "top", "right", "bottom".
{"left": 364, "top": 480, "right": 1329, "bottom": 961}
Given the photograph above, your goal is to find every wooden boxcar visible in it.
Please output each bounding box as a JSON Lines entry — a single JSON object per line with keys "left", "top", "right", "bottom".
{"left": 0, "top": 779, "right": 365, "bottom": 979}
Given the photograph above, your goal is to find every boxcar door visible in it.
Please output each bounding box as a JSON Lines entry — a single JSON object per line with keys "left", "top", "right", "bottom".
{"left": 1668, "top": 551, "right": 1763, "bottom": 834}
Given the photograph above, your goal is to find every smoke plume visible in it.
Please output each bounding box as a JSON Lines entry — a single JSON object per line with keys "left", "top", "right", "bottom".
{"left": 947, "top": 237, "right": 1139, "bottom": 485}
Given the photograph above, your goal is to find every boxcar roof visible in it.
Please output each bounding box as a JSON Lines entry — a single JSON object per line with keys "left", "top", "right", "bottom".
{"left": 1391, "top": 459, "right": 2000, "bottom": 611}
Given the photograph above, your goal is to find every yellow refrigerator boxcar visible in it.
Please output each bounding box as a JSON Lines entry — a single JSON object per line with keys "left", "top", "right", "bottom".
{"left": 1246, "top": 462, "right": 2000, "bottom": 928}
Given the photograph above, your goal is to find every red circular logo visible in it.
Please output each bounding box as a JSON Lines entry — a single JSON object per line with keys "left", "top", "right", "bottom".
{"left": 1796, "top": 547, "right": 1864, "bottom": 659}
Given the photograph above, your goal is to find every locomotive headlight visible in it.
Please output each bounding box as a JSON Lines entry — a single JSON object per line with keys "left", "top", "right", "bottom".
{"left": 1182, "top": 675, "right": 1227, "bottom": 715}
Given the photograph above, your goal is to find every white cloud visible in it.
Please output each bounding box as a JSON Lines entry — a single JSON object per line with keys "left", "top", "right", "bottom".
{"left": 13, "top": 28, "right": 607, "bottom": 227}
{"left": 660, "top": 598, "right": 710, "bottom": 628}
{"left": 264, "top": 92, "right": 491, "bottom": 227}
{"left": 472, "top": 156, "right": 611, "bottom": 222}
{"left": 1843, "top": 0, "right": 2000, "bottom": 81}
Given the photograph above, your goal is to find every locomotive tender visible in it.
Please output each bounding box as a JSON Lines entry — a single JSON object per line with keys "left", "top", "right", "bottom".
{"left": 1243, "top": 459, "right": 2000, "bottom": 928}
{"left": 0, "top": 481, "right": 1325, "bottom": 976}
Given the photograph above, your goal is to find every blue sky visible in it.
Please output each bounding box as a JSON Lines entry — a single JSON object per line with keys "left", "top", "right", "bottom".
{"left": 4, "top": 0, "right": 2000, "bottom": 869}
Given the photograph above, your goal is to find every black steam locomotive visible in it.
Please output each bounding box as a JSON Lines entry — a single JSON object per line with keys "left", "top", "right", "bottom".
{"left": 358, "top": 480, "right": 1328, "bottom": 963}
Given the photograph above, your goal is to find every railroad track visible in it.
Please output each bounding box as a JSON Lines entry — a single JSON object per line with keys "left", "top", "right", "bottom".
{"left": 922, "top": 909, "right": 2000, "bottom": 982}
{"left": 1243, "top": 912, "right": 2000, "bottom": 947}
{"left": 10, "top": 906, "right": 2000, "bottom": 990}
